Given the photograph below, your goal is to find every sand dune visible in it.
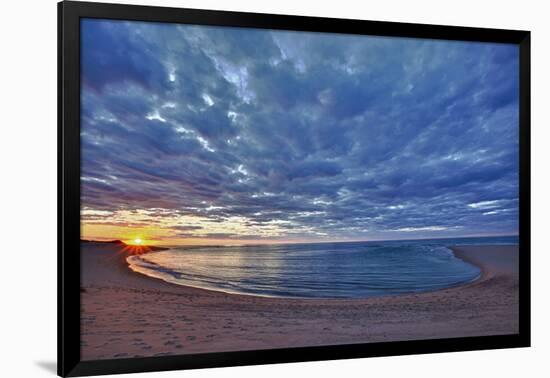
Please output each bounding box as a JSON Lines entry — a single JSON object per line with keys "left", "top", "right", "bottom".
{"left": 80, "top": 243, "right": 518, "bottom": 360}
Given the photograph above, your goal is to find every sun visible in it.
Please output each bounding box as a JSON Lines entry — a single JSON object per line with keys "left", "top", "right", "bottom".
{"left": 126, "top": 237, "right": 145, "bottom": 246}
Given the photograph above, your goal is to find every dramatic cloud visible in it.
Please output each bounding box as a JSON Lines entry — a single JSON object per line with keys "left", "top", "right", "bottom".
{"left": 80, "top": 19, "right": 519, "bottom": 243}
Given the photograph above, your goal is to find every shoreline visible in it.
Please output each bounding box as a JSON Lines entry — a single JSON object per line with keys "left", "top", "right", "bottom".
{"left": 125, "top": 247, "right": 484, "bottom": 301}
{"left": 452, "top": 248, "right": 490, "bottom": 283}
{"left": 80, "top": 242, "right": 519, "bottom": 360}
{"left": 122, "top": 244, "right": 502, "bottom": 301}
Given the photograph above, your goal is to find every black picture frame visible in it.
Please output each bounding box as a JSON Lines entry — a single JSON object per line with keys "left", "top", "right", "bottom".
{"left": 58, "top": 1, "right": 531, "bottom": 376}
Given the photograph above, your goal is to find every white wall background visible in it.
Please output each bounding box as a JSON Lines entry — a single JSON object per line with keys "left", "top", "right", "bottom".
{"left": 1, "top": 0, "right": 548, "bottom": 377}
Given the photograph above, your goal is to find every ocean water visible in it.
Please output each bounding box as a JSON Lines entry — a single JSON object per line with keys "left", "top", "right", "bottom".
{"left": 127, "top": 236, "right": 517, "bottom": 299}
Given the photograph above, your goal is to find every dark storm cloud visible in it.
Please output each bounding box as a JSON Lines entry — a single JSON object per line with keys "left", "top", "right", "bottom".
{"left": 80, "top": 20, "right": 519, "bottom": 240}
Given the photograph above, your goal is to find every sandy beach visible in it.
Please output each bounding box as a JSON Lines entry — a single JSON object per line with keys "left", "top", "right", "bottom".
{"left": 80, "top": 242, "right": 519, "bottom": 360}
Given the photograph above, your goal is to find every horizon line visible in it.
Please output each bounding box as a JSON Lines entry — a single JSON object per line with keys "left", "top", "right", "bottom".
{"left": 81, "top": 233, "right": 519, "bottom": 248}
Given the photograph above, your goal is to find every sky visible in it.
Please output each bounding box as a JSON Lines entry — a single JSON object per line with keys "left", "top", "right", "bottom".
{"left": 80, "top": 19, "right": 519, "bottom": 245}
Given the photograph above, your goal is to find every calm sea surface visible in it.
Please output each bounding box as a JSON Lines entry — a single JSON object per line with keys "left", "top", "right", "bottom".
{"left": 127, "top": 236, "right": 517, "bottom": 299}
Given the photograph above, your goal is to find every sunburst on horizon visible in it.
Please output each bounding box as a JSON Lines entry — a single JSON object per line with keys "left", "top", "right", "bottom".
{"left": 126, "top": 237, "right": 146, "bottom": 246}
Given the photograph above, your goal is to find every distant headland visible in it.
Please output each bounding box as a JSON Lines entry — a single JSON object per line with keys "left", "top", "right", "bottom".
{"left": 80, "top": 239, "right": 168, "bottom": 252}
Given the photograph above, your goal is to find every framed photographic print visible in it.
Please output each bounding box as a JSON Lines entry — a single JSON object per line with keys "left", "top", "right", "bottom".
{"left": 58, "top": 1, "right": 530, "bottom": 376}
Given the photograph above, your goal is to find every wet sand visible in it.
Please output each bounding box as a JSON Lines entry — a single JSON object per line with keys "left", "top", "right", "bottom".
{"left": 80, "top": 243, "right": 519, "bottom": 360}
